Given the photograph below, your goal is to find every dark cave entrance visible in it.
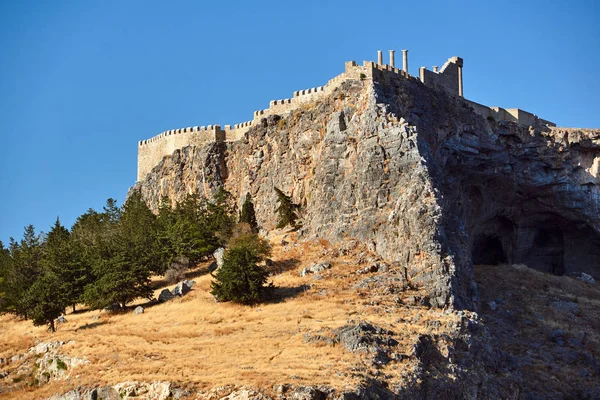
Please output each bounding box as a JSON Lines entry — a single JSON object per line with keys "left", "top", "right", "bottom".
{"left": 472, "top": 235, "right": 507, "bottom": 265}
{"left": 525, "top": 226, "right": 565, "bottom": 275}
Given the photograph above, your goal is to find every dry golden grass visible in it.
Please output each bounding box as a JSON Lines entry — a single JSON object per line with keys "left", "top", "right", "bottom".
{"left": 0, "top": 235, "right": 454, "bottom": 399}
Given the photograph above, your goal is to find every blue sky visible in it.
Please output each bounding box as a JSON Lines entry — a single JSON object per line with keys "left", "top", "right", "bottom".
{"left": 1, "top": 0, "right": 599, "bottom": 243}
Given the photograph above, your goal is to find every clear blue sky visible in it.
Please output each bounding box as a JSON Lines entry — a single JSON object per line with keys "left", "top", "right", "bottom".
{"left": 1, "top": 0, "right": 599, "bottom": 243}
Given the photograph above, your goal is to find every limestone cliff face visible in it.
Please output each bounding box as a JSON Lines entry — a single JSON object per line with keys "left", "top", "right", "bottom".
{"left": 132, "top": 74, "right": 600, "bottom": 310}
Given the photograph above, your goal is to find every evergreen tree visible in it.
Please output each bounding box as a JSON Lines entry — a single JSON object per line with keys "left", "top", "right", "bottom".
{"left": 206, "top": 187, "right": 236, "bottom": 244}
{"left": 23, "top": 271, "right": 68, "bottom": 332}
{"left": 239, "top": 193, "right": 259, "bottom": 233}
{"left": 211, "top": 233, "right": 272, "bottom": 305}
{"left": 156, "top": 194, "right": 217, "bottom": 273}
{"left": 3, "top": 225, "right": 43, "bottom": 316}
{"left": 274, "top": 187, "right": 300, "bottom": 229}
{"left": 43, "top": 218, "right": 88, "bottom": 312}
{"left": 0, "top": 241, "right": 9, "bottom": 311}
{"left": 83, "top": 193, "right": 157, "bottom": 309}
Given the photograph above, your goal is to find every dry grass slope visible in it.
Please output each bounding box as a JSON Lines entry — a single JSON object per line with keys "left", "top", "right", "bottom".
{"left": 0, "top": 236, "right": 452, "bottom": 399}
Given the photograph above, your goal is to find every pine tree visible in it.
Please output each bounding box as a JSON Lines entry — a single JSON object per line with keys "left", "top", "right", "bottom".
{"left": 4, "top": 225, "right": 44, "bottom": 316}
{"left": 0, "top": 241, "right": 9, "bottom": 311}
{"left": 210, "top": 233, "right": 272, "bottom": 304}
{"left": 239, "top": 193, "right": 259, "bottom": 233}
{"left": 274, "top": 187, "right": 300, "bottom": 229}
{"left": 207, "top": 187, "right": 236, "bottom": 244}
{"left": 23, "top": 271, "right": 68, "bottom": 332}
{"left": 156, "top": 194, "right": 217, "bottom": 272}
{"left": 83, "top": 193, "right": 157, "bottom": 309}
{"left": 43, "top": 218, "right": 89, "bottom": 312}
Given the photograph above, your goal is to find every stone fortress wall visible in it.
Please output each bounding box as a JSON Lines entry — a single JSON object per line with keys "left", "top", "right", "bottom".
{"left": 137, "top": 50, "right": 556, "bottom": 181}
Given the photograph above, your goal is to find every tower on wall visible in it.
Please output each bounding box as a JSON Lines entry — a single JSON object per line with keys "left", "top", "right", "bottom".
{"left": 419, "top": 56, "right": 464, "bottom": 97}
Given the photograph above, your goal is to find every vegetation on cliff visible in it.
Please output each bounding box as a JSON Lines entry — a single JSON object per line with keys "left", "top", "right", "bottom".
{"left": 0, "top": 188, "right": 272, "bottom": 331}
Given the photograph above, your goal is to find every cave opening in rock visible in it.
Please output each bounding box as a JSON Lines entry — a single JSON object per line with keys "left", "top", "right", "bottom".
{"left": 472, "top": 235, "right": 507, "bottom": 265}
{"left": 523, "top": 224, "right": 566, "bottom": 275}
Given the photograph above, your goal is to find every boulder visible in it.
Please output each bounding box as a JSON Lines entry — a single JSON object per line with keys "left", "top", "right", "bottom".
{"left": 158, "top": 288, "right": 174, "bottom": 303}
{"left": 133, "top": 306, "right": 144, "bottom": 315}
{"left": 183, "top": 279, "right": 195, "bottom": 288}
{"left": 172, "top": 281, "right": 192, "bottom": 297}
{"left": 300, "top": 261, "right": 332, "bottom": 277}
{"left": 208, "top": 261, "right": 218, "bottom": 272}
{"left": 104, "top": 303, "right": 121, "bottom": 312}
{"left": 214, "top": 247, "right": 225, "bottom": 269}
{"left": 566, "top": 271, "right": 595, "bottom": 284}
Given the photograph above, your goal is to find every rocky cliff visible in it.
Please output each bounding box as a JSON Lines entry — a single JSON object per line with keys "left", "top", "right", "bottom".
{"left": 133, "top": 71, "right": 600, "bottom": 313}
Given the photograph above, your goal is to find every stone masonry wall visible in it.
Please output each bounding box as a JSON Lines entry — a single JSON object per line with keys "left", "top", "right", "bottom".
{"left": 137, "top": 53, "right": 555, "bottom": 182}
{"left": 137, "top": 126, "right": 225, "bottom": 181}
{"left": 419, "top": 56, "right": 461, "bottom": 96}
{"left": 137, "top": 59, "right": 413, "bottom": 181}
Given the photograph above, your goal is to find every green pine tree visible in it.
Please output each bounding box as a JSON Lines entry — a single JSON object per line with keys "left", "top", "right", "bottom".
{"left": 206, "top": 187, "right": 236, "bottom": 245}
{"left": 3, "top": 225, "right": 44, "bottom": 316}
{"left": 83, "top": 193, "right": 158, "bottom": 309}
{"left": 24, "top": 271, "right": 69, "bottom": 332}
{"left": 239, "top": 193, "right": 259, "bottom": 234}
{"left": 43, "top": 218, "right": 89, "bottom": 312}
{"left": 274, "top": 187, "right": 300, "bottom": 229}
{"left": 210, "top": 233, "right": 272, "bottom": 305}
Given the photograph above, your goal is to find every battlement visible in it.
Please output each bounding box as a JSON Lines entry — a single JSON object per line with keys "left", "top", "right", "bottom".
{"left": 466, "top": 100, "right": 556, "bottom": 128}
{"left": 419, "top": 56, "right": 464, "bottom": 97}
{"left": 136, "top": 50, "right": 555, "bottom": 181}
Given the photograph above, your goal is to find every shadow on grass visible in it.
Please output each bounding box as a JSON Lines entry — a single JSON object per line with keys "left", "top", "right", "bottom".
{"left": 77, "top": 321, "right": 106, "bottom": 330}
{"left": 267, "top": 284, "right": 311, "bottom": 304}
{"left": 267, "top": 258, "right": 301, "bottom": 275}
{"left": 151, "top": 264, "right": 211, "bottom": 291}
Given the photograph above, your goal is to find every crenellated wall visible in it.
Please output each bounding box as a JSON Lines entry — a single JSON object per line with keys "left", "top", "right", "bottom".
{"left": 466, "top": 100, "right": 556, "bottom": 127}
{"left": 137, "top": 125, "right": 225, "bottom": 181}
{"left": 137, "top": 52, "right": 555, "bottom": 182}
{"left": 419, "top": 56, "right": 463, "bottom": 96}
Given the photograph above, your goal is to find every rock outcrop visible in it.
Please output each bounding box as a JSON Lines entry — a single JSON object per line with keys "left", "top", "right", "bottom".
{"left": 133, "top": 73, "right": 600, "bottom": 312}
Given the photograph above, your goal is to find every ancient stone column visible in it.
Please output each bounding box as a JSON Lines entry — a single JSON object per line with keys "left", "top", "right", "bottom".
{"left": 377, "top": 50, "right": 383, "bottom": 65}
{"left": 402, "top": 49, "right": 408, "bottom": 73}
{"left": 458, "top": 65, "right": 463, "bottom": 97}
{"left": 389, "top": 50, "right": 395, "bottom": 68}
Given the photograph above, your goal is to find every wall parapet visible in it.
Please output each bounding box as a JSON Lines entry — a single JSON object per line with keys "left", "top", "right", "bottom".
{"left": 466, "top": 100, "right": 556, "bottom": 127}
{"left": 137, "top": 50, "right": 556, "bottom": 182}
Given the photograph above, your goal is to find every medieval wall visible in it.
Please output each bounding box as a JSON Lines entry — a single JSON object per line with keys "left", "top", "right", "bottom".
{"left": 136, "top": 52, "right": 555, "bottom": 182}
{"left": 419, "top": 56, "right": 462, "bottom": 96}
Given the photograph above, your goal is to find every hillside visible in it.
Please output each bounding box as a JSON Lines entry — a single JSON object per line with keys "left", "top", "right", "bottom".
{"left": 1, "top": 235, "right": 598, "bottom": 399}
{"left": 1, "top": 55, "right": 599, "bottom": 399}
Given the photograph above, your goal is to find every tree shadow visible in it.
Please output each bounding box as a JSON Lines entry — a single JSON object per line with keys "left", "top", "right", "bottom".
{"left": 77, "top": 321, "right": 106, "bottom": 330}
{"left": 184, "top": 265, "right": 210, "bottom": 280}
{"left": 266, "top": 258, "right": 301, "bottom": 275}
{"left": 151, "top": 264, "right": 211, "bottom": 290}
{"left": 70, "top": 307, "right": 91, "bottom": 315}
{"left": 267, "top": 284, "right": 311, "bottom": 304}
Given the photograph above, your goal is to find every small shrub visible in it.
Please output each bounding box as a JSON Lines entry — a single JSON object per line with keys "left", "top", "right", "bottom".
{"left": 274, "top": 187, "right": 300, "bottom": 230}
{"left": 277, "top": 118, "right": 287, "bottom": 130}
{"left": 55, "top": 358, "right": 67, "bottom": 371}
{"left": 211, "top": 234, "right": 273, "bottom": 305}
{"left": 359, "top": 73, "right": 366, "bottom": 80}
